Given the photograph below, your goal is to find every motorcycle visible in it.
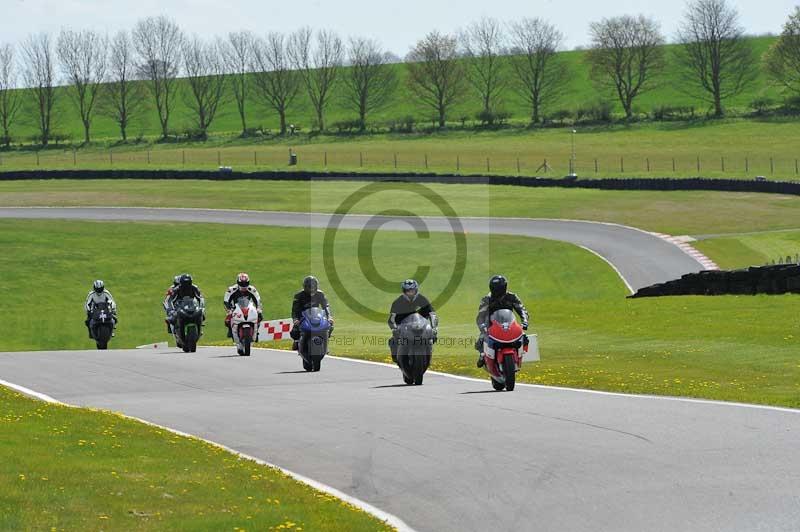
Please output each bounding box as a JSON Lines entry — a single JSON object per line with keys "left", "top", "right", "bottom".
{"left": 297, "top": 306, "right": 331, "bottom": 372}
{"left": 230, "top": 296, "right": 259, "bottom": 356}
{"left": 394, "top": 313, "right": 436, "bottom": 385}
{"left": 172, "top": 296, "right": 204, "bottom": 353}
{"left": 480, "top": 309, "right": 528, "bottom": 391}
{"left": 89, "top": 302, "right": 114, "bottom": 350}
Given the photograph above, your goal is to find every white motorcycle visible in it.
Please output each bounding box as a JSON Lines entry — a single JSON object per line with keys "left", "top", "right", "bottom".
{"left": 230, "top": 296, "right": 260, "bottom": 356}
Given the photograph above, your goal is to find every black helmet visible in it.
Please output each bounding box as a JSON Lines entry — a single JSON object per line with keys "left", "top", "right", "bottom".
{"left": 173, "top": 275, "right": 181, "bottom": 287}
{"left": 489, "top": 275, "right": 507, "bottom": 297}
{"left": 179, "top": 273, "right": 193, "bottom": 287}
{"left": 303, "top": 275, "right": 319, "bottom": 295}
{"left": 401, "top": 279, "right": 419, "bottom": 300}
{"left": 93, "top": 279, "right": 105, "bottom": 294}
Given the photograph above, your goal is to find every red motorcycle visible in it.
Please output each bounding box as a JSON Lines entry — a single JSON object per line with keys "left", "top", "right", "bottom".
{"left": 481, "top": 309, "right": 528, "bottom": 391}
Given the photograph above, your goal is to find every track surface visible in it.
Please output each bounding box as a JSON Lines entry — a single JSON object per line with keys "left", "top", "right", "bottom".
{"left": 0, "top": 207, "right": 704, "bottom": 290}
{"left": 1, "top": 347, "right": 798, "bottom": 532}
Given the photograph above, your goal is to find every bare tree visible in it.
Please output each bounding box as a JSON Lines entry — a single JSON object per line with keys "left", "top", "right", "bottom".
{"left": 289, "top": 27, "right": 343, "bottom": 131}
{"left": 764, "top": 7, "right": 800, "bottom": 98}
{"left": 21, "top": 33, "right": 57, "bottom": 146}
{"left": 586, "top": 15, "right": 665, "bottom": 120}
{"left": 132, "top": 16, "right": 183, "bottom": 139}
{"left": 222, "top": 30, "right": 255, "bottom": 135}
{"left": 676, "top": 0, "right": 757, "bottom": 117}
{"left": 508, "top": 18, "right": 569, "bottom": 124}
{"left": 0, "top": 43, "right": 22, "bottom": 146}
{"left": 103, "top": 30, "right": 147, "bottom": 142}
{"left": 183, "top": 37, "right": 226, "bottom": 137}
{"left": 406, "top": 31, "right": 466, "bottom": 128}
{"left": 57, "top": 29, "right": 107, "bottom": 144}
{"left": 343, "top": 37, "right": 396, "bottom": 131}
{"left": 251, "top": 32, "right": 300, "bottom": 135}
{"left": 460, "top": 17, "right": 506, "bottom": 115}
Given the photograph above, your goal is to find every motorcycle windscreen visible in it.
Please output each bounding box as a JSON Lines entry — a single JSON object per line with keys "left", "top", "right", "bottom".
{"left": 400, "top": 313, "right": 429, "bottom": 333}
{"left": 489, "top": 309, "right": 515, "bottom": 327}
{"left": 303, "top": 306, "right": 326, "bottom": 327}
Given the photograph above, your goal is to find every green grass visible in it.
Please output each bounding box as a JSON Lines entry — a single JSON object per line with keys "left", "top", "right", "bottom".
{"left": 2, "top": 37, "right": 781, "bottom": 143}
{"left": 0, "top": 386, "right": 394, "bottom": 531}
{"left": 694, "top": 229, "right": 800, "bottom": 269}
{"left": 1, "top": 219, "right": 798, "bottom": 408}
{"left": 2, "top": 178, "right": 800, "bottom": 235}
{"left": 3, "top": 119, "right": 800, "bottom": 180}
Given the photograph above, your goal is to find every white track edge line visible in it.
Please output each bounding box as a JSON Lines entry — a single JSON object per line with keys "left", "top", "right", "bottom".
{"left": 0, "top": 377, "right": 415, "bottom": 532}
{"left": 249, "top": 348, "right": 800, "bottom": 415}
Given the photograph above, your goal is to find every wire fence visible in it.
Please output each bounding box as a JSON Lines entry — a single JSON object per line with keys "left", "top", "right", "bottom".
{"left": 1, "top": 147, "right": 799, "bottom": 179}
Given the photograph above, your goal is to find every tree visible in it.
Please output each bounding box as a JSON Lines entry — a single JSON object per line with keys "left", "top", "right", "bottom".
{"left": 132, "top": 16, "right": 183, "bottom": 139}
{"left": 103, "top": 30, "right": 147, "bottom": 142}
{"left": 252, "top": 32, "right": 300, "bottom": 135}
{"left": 406, "top": 31, "right": 466, "bottom": 128}
{"left": 57, "top": 29, "right": 107, "bottom": 144}
{"left": 586, "top": 15, "right": 665, "bottom": 120}
{"left": 183, "top": 37, "right": 226, "bottom": 137}
{"left": 221, "top": 31, "right": 255, "bottom": 135}
{"left": 676, "top": 0, "right": 757, "bottom": 117}
{"left": 21, "top": 33, "right": 57, "bottom": 146}
{"left": 508, "top": 18, "right": 569, "bottom": 124}
{"left": 0, "top": 43, "right": 22, "bottom": 147}
{"left": 764, "top": 7, "right": 800, "bottom": 98}
{"left": 289, "top": 28, "right": 343, "bottom": 131}
{"left": 460, "top": 17, "right": 506, "bottom": 115}
{"left": 343, "top": 37, "right": 396, "bottom": 131}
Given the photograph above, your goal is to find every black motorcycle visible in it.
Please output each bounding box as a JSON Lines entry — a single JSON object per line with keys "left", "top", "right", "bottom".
{"left": 89, "top": 301, "right": 114, "bottom": 350}
{"left": 172, "top": 296, "right": 204, "bottom": 353}
{"left": 395, "top": 313, "right": 435, "bottom": 385}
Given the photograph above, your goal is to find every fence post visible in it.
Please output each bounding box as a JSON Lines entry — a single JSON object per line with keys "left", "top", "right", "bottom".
{"left": 393, "top": 153, "right": 397, "bottom": 169}
{"left": 486, "top": 157, "right": 490, "bottom": 173}
{"left": 425, "top": 153, "right": 428, "bottom": 169}
{"left": 359, "top": 152, "right": 363, "bottom": 167}
{"left": 182, "top": 150, "right": 185, "bottom": 165}
{"left": 696, "top": 156, "right": 700, "bottom": 172}
{"left": 517, "top": 157, "right": 521, "bottom": 174}
{"left": 770, "top": 157, "right": 774, "bottom": 174}
{"left": 254, "top": 151, "right": 257, "bottom": 166}
{"left": 646, "top": 158, "right": 650, "bottom": 172}
{"left": 324, "top": 151, "right": 328, "bottom": 168}
{"left": 721, "top": 156, "right": 725, "bottom": 172}
{"left": 109, "top": 149, "right": 113, "bottom": 167}
{"left": 620, "top": 156, "right": 624, "bottom": 173}
{"left": 73, "top": 148, "right": 76, "bottom": 166}
{"left": 745, "top": 157, "right": 749, "bottom": 173}
{"left": 217, "top": 150, "right": 221, "bottom": 166}
{"left": 672, "top": 158, "right": 675, "bottom": 172}
{"left": 147, "top": 149, "right": 151, "bottom": 164}
{"left": 594, "top": 158, "right": 598, "bottom": 173}
{"left": 796, "top": 158, "right": 798, "bottom": 175}
{"left": 456, "top": 155, "right": 459, "bottom": 173}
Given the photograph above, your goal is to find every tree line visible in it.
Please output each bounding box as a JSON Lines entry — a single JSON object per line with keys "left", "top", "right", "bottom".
{"left": 0, "top": 0, "right": 799, "bottom": 147}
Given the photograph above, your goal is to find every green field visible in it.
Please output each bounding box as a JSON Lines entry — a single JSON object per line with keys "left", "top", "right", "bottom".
{"left": 2, "top": 179, "right": 800, "bottom": 235}
{"left": 695, "top": 229, "right": 800, "bottom": 269}
{"left": 0, "top": 385, "right": 393, "bottom": 531}
{"left": 1, "top": 37, "right": 782, "bottom": 143}
{"left": 3, "top": 119, "right": 800, "bottom": 180}
{"left": 1, "top": 219, "right": 797, "bottom": 408}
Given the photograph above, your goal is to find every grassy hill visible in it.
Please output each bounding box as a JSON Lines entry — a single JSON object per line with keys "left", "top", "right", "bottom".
{"left": 3, "top": 36, "right": 786, "bottom": 144}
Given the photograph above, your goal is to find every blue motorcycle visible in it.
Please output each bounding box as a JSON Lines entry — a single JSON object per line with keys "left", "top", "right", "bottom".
{"left": 298, "top": 307, "right": 331, "bottom": 372}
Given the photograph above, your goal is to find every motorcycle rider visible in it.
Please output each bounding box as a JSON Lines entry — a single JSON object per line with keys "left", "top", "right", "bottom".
{"left": 387, "top": 279, "right": 437, "bottom": 363}
{"left": 223, "top": 272, "right": 263, "bottom": 338}
{"left": 290, "top": 275, "right": 334, "bottom": 351}
{"left": 167, "top": 274, "right": 206, "bottom": 331}
{"left": 163, "top": 275, "right": 181, "bottom": 333}
{"left": 85, "top": 280, "right": 117, "bottom": 338}
{"left": 475, "top": 275, "right": 529, "bottom": 368}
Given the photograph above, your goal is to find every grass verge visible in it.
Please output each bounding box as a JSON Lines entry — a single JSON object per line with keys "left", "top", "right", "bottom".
{"left": 0, "top": 385, "right": 394, "bottom": 531}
